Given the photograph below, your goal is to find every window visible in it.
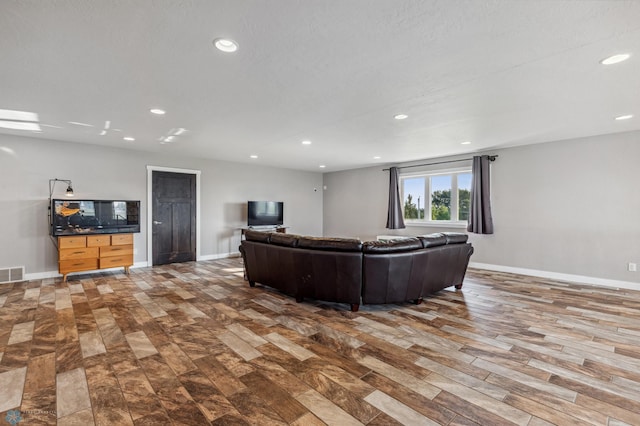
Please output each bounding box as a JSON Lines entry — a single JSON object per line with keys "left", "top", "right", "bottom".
{"left": 400, "top": 168, "right": 471, "bottom": 226}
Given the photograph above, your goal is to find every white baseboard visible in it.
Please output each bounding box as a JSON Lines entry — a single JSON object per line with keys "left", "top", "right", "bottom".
{"left": 24, "top": 261, "right": 150, "bottom": 281}
{"left": 23, "top": 257, "right": 636, "bottom": 291}
{"left": 198, "top": 251, "right": 241, "bottom": 261}
{"left": 469, "top": 262, "right": 639, "bottom": 291}
{"left": 24, "top": 254, "right": 242, "bottom": 281}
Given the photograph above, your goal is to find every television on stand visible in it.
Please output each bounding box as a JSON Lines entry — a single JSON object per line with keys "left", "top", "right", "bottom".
{"left": 247, "top": 201, "right": 283, "bottom": 228}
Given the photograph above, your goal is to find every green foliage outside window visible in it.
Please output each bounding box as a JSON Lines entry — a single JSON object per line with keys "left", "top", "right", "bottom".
{"left": 404, "top": 189, "right": 470, "bottom": 221}
{"left": 458, "top": 189, "right": 470, "bottom": 221}
{"left": 403, "top": 194, "right": 424, "bottom": 219}
{"left": 431, "top": 190, "right": 451, "bottom": 220}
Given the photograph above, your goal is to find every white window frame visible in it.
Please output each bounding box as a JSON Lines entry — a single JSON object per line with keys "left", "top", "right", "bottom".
{"left": 400, "top": 167, "right": 471, "bottom": 228}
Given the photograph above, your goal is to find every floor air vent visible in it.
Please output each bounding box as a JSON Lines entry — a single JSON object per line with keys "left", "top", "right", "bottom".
{"left": 0, "top": 266, "right": 25, "bottom": 284}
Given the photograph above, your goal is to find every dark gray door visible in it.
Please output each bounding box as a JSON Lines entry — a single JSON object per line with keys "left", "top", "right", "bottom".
{"left": 152, "top": 171, "right": 196, "bottom": 265}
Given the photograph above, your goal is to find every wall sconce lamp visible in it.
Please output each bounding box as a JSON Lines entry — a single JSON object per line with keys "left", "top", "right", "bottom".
{"left": 48, "top": 178, "right": 74, "bottom": 237}
{"left": 49, "top": 178, "right": 74, "bottom": 199}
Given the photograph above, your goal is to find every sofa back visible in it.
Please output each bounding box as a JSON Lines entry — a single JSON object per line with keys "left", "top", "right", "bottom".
{"left": 361, "top": 233, "right": 473, "bottom": 304}
{"left": 240, "top": 230, "right": 473, "bottom": 308}
{"left": 242, "top": 232, "right": 363, "bottom": 304}
{"left": 242, "top": 233, "right": 298, "bottom": 296}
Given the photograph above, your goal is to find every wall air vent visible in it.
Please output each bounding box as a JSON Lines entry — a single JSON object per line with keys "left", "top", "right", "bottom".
{"left": 0, "top": 266, "right": 25, "bottom": 284}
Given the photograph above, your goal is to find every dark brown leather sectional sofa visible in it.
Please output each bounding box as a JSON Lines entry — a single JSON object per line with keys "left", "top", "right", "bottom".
{"left": 239, "top": 230, "right": 474, "bottom": 312}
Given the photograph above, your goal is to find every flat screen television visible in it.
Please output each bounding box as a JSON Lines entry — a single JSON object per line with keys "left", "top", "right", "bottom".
{"left": 50, "top": 199, "right": 140, "bottom": 236}
{"left": 247, "top": 201, "right": 284, "bottom": 227}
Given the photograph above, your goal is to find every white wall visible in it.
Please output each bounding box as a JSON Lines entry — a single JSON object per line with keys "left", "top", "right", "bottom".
{"left": 323, "top": 131, "right": 640, "bottom": 285}
{"left": 0, "top": 134, "right": 323, "bottom": 277}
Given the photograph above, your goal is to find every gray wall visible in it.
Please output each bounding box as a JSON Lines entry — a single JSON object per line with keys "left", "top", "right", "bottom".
{"left": 0, "top": 134, "right": 323, "bottom": 277}
{"left": 323, "top": 131, "right": 640, "bottom": 284}
{"left": 3, "top": 130, "right": 639, "bottom": 284}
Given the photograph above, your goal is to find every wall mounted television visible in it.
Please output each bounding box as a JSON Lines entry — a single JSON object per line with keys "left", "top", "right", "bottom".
{"left": 247, "top": 201, "right": 284, "bottom": 227}
{"left": 50, "top": 199, "right": 140, "bottom": 236}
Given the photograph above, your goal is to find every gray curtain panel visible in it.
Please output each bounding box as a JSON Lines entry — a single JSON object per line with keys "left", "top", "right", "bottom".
{"left": 386, "top": 167, "right": 406, "bottom": 229}
{"left": 467, "top": 155, "right": 494, "bottom": 234}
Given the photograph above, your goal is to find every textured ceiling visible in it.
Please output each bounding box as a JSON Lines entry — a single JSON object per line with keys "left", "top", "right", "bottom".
{"left": 1, "top": 1, "right": 639, "bottom": 172}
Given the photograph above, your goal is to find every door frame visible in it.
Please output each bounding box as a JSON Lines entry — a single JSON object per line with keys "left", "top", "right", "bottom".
{"left": 146, "top": 165, "right": 201, "bottom": 266}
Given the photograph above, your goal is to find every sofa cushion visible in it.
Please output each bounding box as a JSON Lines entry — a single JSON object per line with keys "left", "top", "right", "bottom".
{"left": 269, "top": 233, "right": 300, "bottom": 247}
{"left": 362, "top": 237, "right": 423, "bottom": 253}
{"left": 244, "top": 229, "right": 272, "bottom": 243}
{"left": 417, "top": 233, "right": 447, "bottom": 248}
{"left": 297, "top": 236, "right": 363, "bottom": 252}
{"left": 442, "top": 232, "right": 469, "bottom": 244}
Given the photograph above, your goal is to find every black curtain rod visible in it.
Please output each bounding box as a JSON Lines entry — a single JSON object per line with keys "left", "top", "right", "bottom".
{"left": 382, "top": 155, "right": 498, "bottom": 171}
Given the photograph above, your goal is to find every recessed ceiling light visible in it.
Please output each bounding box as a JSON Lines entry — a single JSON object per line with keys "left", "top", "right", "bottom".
{"left": 0, "top": 109, "right": 41, "bottom": 131}
{"left": 123, "top": 136, "right": 135, "bottom": 141}
{"left": 150, "top": 108, "right": 166, "bottom": 115}
{"left": 301, "top": 140, "right": 312, "bottom": 145}
{"left": 319, "top": 165, "right": 326, "bottom": 168}
{"left": 394, "top": 114, "right": 408, "bottom": 120}
{"left": 615, "top": 114, "right": 633, "bottom": 120}
{"left": 600, "top": 54, "right": 630, "bottom": 65}
{"left": 0, "top": 109, "right": 38, "bottom": 121}
{"left": 0, "top": 120, "right": 41, "bottom": 131}
{"left": 373, "top": 156, "right": 381, "bottom": 159}
{"left": 250, "top": 155, "right": 258, "bottom": 159}
{"left": 214, "top": 38, "right": 239, "bottom": 53}
{"left": 461, "top": 141, "right": 472, "bottom": 145}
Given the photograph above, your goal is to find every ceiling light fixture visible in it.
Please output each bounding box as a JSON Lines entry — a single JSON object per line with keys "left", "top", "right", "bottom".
{"left": 150, "top": 108, "right": 166, "bottom": 115}
{"left": 461, "top": 141, "right": 472, "bottom": 145}
{"left": 301, "top": 140, "right": 312, "bottom": 145}
{"left": 600, "top": 54, "right": 631, "bottom": 65}
{"left": 0, "top": 120, "right": 41, "bottom": 131}
{"left": 319, "top": 165, "right": 326, "bottom": 168}
{"left": 214, "top": 38, "right": 239, "bottom": 53}
{"left": 0, "top": 109, "right": 41, "bottom": 131}
{"left": 123, "top": 136, "right": 135, "bottom": 141}
{"left": 615, "top": 114, "right": 633, "bottom": 120}
{"left": 373, "top": 156, "right": 381, "bottom": 159}
{"left": 250, "top": 155, "right": 258, "bottom": 159}
{"left": 0, "top": 109, "right": 38, "bottom": 121}
{"left": 394, "top": 114, "right": 408, "bottom": 120}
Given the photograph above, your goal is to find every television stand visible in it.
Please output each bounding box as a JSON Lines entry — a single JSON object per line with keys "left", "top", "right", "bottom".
{"left": 241, "top": 226, "right": 287, "bottom": 237}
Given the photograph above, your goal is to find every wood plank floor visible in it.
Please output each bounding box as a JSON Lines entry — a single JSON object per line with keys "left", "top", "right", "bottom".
{"left": 2, "top": 258, "right": 640, "bottom": 425}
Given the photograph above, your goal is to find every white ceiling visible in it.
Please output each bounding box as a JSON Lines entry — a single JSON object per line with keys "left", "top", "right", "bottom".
{"left": 1, "top": 1, "right": 639, "bottom": 172}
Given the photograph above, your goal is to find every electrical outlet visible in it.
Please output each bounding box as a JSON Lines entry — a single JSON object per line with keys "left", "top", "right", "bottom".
{"left": 629, "top": 263, "right": 637, "bottom": 272}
